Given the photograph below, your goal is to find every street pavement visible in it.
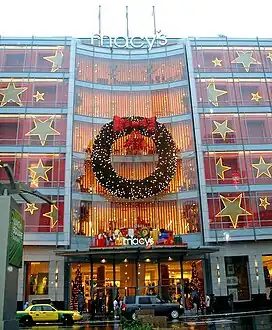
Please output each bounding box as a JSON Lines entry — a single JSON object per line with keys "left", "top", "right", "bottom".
{"left": 19, "top": 312, "right": 272, "bottom": 329}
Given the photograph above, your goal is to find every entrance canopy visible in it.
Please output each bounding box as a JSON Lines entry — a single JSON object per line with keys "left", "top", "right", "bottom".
{"left": 56, "top": 245, "right": 219, "bottom": 262}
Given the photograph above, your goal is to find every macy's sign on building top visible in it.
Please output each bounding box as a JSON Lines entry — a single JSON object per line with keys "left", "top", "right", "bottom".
{"left": 90, "top": 31, "right": 167, "bottom": 50}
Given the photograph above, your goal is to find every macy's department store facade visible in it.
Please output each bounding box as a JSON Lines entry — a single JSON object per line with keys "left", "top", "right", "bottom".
{"left": 5, "top": 35, "right": 272, "bottom": 311}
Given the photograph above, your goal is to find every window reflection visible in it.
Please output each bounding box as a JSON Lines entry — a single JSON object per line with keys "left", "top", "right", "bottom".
{"left": 25, "top": 262, "right": 49, "bottom": 298}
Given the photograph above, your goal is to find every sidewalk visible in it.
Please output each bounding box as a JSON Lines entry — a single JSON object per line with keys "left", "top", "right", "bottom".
{"left": 77, "top": 308, "right": 272, "bottom": 324}
{"left": 181, "top": 308, "right": 272, "bottom": 319}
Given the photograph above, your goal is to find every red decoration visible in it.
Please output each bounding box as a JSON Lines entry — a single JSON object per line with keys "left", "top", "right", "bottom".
{"left": 124, "top": 130, "right": 147, "bottom": 155}
{"left": 113, "top": 116, "right": 156, "bottom": 133}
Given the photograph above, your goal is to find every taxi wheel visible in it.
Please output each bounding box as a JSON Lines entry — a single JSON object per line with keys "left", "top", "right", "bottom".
{"left": 20, "top": 315, "right": 33, "bottom": 327}
{"left": 62, "top": 315, "right": 74, "bottom": 326}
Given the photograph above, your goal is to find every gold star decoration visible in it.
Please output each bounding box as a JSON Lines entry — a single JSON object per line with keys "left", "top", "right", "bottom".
{"left": 0, "top": 82, "right": 27, "bottom": 107}
{"left": 251, "top": 92, "right": 262, "bottom": 102}
{"left": 28, "top": 159, "right": 53, "bottom": 183}
{"left": 212, "top": 120, "right": 234, "bottom": 141}
{"left": 252, "top": 156, "right": 272, "bottom": 178}
{"left": 207, "top": 81, "right": 228, "bottom": 106}
{"left": 43, "top": 204, "right": 58, "bottom": 228}
{"left": 267, "top": 53, "right": 272, "bottom": 62}
{"left": 216, "top": 158, "right": 231, "bottom": 180}
{"left": 25, "top": 203, "right": 38, "bottom": 215}
{"left": 231, "top": 51, "right": 261, "bottom": 72}
{"left": 25, "top": 117, "right": 60, "bottom": 146}
{"left": 259, "top": 197, "right": 270, "bottom": 210}
{"left": 212, "top": 57, "right": 222, "bottom": 67}
{"left": 43, "top": 48, "right": 64, "bottom": 72}
{"left": 33, "top": 91, "right": 45, "bottom": 102}
{"left": 216, "top": 194, "right": 252, "bottom": 229}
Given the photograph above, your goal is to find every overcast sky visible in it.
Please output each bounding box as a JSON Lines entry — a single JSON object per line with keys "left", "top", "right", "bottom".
{"left": 1, "top": 0, "right": 271, "bottom": 38}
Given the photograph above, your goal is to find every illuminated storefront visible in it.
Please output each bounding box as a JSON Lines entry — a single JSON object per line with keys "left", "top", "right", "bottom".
{"left": 0, "top": 36, "right": 271, "bottom": 311}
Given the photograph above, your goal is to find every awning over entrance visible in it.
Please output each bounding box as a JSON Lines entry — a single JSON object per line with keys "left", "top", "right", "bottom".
{"left": 55, "top": 245, "right": 219, "bottom": 261}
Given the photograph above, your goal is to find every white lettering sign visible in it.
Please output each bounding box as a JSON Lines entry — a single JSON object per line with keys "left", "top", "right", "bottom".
{"left": 90, "top": 32, "right": 167, "bottom": 51}
{"left": 123, "top": 237, "right": 154, "bottom": 247}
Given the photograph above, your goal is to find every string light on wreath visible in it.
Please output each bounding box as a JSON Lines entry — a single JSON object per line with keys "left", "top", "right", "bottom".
{"left": 91, "top": 116, "right": 177, "bottom": 200}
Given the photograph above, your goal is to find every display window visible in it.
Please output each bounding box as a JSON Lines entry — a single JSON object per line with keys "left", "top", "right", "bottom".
{"left": 0, "top": 153, "right": 65, "bottom": 188}
{"left": 73, "top": 120, "right": 194, "bottom": 154}
{"left": 200, "top": 113, "right": 272, "bottom": 145}
{"left": 225, "top": 256, "right": 250, "bottom": 301}
{"left": 24, "top": 195, "right": 64, "bottom": 233}
{"left": 76, "top": 54, "right": 185, "bottom": 85}
{"left": 263, "top": 256, "right": 272, "bottom": 289}
{"left": 0, "top": 115, "right": 66, "bottom": 146}
{"left": 208, "top": 191, "right": 272, "bottom": 229}
{"left": 204, "top": 151, "right": 272, "bottom": 185}
{"left": 75, "top": 87, "right": 190, "bottom": 118}
{"left": 196, "top": 78, "right": 272, "bottom": 108}
{"left": 72, "top": 198, "right": 200, "bottom": 237}
{"left": 192, "top": 46, "right": 272, "bottom": 73}
{"left": 0, "top": 79, "right": 68, "bottom": 108}
{"left": 25, "top": 262, "right": 49, "bottom": 299}
{"left": 0, "top": 46, "right": 70, "bottom": 72}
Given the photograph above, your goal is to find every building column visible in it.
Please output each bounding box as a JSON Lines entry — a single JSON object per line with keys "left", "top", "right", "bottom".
{"left": 210, "top": 255, "right": 227, "bottom": 297}
{"left": 248, "top": 254, "right": 266, "bottom": 295}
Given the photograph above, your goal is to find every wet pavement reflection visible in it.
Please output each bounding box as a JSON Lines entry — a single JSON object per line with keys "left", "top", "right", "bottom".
{"left": 21, "top": 313, "right": 272, "bottom": 329}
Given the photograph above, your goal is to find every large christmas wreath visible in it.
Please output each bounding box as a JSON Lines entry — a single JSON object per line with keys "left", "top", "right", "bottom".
{"left": 91, "top": 116, "right": 177, "bottom": 200}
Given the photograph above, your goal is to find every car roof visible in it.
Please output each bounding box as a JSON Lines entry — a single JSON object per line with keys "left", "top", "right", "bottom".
{"left": 30, "top": 304, "right": 53, "bottom": 307}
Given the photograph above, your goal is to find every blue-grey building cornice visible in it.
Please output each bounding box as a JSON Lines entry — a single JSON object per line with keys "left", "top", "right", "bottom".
{"left": 0, "top": 72, "right": 69, "bottom": 79}
{"left": 73, "top": 150, "right": 195, "bottom": 161}
{"left": 195, "top": 72, "right": 272, "bottom": 79}
{"left": 72, "top": 190, "right": 198, "bottom": 202}
{"left": 0, "top": 146, "right": 66, "bottom": 153}
{"left": 0, "top": 107, "right": 68, "bottom": 115}
{"left": 76, "top": 45, "right": 185, "bottom": 60}
{"left": 0, "top": 36, "right": 72, "bottom": 46}
{"left": 74, "top": 113, "right": 192, "bottom": 124}
{"left": 190, "top": 37, "right": 272, "bottom": 47}
{"left": 76, "top": 79, "right": 188, "bottom": 91}
{"left": 206, "top": 184, "right": 272, "bottom": 194}
{"left": 202, "top": 143, "right": 272, "bottom": 152}
{"left": 207, "top": 227, "right": 272, "bottom": 243}
{"left": 199, "top": 106, "right": 272, "bottom": 114}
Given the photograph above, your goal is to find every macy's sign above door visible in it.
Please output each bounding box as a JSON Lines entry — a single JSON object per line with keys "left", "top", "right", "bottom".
{"left": 90, "top": 32, "right": 167, "bottom": 50}
{"left": 122, "top": 237, "right": 154, "bottom": 247}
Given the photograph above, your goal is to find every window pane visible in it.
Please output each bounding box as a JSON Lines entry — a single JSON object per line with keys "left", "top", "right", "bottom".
{"left": 139, "top": 297, "right": 151, "bottom": 304}
{"left": 26, "top": 262, "right": 49, "bottom": 297}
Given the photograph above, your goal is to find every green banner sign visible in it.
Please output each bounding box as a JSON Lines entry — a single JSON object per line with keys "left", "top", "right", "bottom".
{"left": 8, "top": 208, "right": 24, "bottom": 268}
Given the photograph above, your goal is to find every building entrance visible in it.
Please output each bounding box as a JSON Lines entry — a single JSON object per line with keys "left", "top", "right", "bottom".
{"left": 69, "top": 258, "right": 204, "bottom": 313}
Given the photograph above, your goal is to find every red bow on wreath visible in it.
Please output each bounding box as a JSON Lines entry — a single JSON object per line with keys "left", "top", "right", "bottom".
{"left": 113, "top": 116, "right": 156, "bottom": 133}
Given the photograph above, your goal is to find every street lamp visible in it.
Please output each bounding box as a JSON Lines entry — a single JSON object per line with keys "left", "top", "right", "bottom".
{"left": 0, "top": 161, "right": 53, "bottom": 330}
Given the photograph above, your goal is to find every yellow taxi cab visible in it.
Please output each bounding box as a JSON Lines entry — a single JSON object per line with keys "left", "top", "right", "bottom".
{"left": 16, "top": 303, "right": 82, "bottom": 326}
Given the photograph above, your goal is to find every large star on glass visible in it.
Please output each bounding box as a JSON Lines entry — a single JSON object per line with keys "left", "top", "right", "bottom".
{"left": 216, "top": 158, "right": 231, "bottom": 180}
{"left": 43, "top": 204, "right": 58, "bottom": 228}
{"left": 25, "top": 117, "right": 60, "bottom": 146}
{"left": 251, "top": 156, "right": 272, "bottom": 178}
{"left": 28, "top": 159, "right": 53, "bottom": 182}
{"left": 231, "top": 51, "right": 261, "bottom": 72}
{"left": 43, "top": 48, "right": 64, "bottom": 72}
{"left": 0, "top": 82, "right": 27, "bottom": 107}
{"left": 212, "top": 120, "right": 234, "bottom": 141}
{"left": 259, "top": 197, "right": 270, "bottom": 210}
{"left": 216, "top": 194, "right": 251, "bottom": 229}
{"left": 207, "top": 82, "right": 227, "bottom": 106}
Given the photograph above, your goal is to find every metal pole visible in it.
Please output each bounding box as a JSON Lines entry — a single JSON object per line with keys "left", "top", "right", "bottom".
{"left": 126, "top": 6, "right": 129, "bottom": 38}
{"left": 98, "top": 5, "right": 101, "bottom": 35}
{"left": 152, "top": 6, "right": 157, "bottom": 35}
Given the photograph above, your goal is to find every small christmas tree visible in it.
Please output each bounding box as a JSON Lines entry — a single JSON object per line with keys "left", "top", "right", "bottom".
{"left": 70, "top": 264, "right": 83, "bottom": 310}
{"left": 191, "top": 262, "right": 205, "bottom": 310}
